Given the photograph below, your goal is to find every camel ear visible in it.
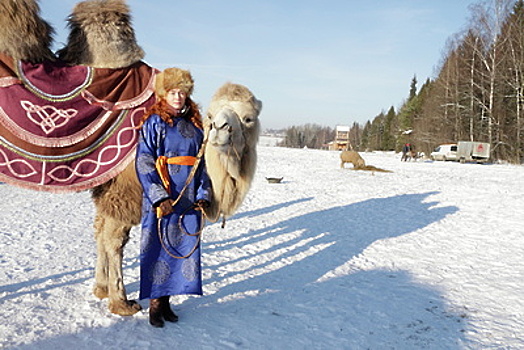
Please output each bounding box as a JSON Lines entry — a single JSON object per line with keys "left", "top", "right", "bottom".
{"left": 254, "top": 98, "right": 263, "bottom": 114}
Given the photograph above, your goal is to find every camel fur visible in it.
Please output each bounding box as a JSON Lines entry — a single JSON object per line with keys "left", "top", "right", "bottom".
{"left": 0, "top": 0, "right": 55, "bottom": 63}
{"left": 56, "top": 0, "right": 144, "bottom": 68}
{"left": 0, "top": 0, "right": 261, "bottom": 316}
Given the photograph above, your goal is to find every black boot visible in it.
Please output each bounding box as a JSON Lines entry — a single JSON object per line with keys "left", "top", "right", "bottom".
{"left": 159, "top": 296, "right": 178, "bottom": 323}
{"left": 149, "top": 298, "right": 164, "bottom": 328}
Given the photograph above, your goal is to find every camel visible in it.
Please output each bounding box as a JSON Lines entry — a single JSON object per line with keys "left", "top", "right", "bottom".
{"left": 340, "top": 150, "right": 392, "bottom": 173}
{"left": 0, "top": 0, "right": 261, "bottom": 316}
{"left": 57, "top": 0, "right": 151, "bottom": 316}
{"left": 340, "top": 150, "right": 366, "bottom": 169}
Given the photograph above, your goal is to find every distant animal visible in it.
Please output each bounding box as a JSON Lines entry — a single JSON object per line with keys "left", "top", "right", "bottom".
{"left": 0, "top": 0, "right": 261, "bottom": 316}
{"left": 204, "top": 82, "right": 262, "bottom": 223}
{"left": 404, "top": 150, "right": 418, "bottom": 162}
{"left": 340, "top": 150, "right": 366, "bottom": 169}
{"left": 401, "top": 143, "right": 418, "bottom": 162}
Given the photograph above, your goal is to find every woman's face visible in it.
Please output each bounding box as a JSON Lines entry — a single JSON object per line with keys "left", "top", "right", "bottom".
{"left": 165, "top": 88, "right": 187, "bottom": 110}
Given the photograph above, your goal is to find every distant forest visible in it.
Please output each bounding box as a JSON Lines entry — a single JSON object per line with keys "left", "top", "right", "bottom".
{"left": 280, "top": 0, "right": 524, "bottom": 163}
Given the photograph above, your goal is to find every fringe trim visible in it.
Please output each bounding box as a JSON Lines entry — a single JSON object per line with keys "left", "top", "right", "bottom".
{"left": 0, "top": 151, "right": 136, "bottom": 193}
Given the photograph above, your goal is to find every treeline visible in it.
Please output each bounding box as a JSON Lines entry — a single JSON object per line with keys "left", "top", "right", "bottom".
{"left": 278, "top": 124, "right": 335, "bottom": 149}
{"left": 281, "top": 0, "right": 524, "bottom": 163}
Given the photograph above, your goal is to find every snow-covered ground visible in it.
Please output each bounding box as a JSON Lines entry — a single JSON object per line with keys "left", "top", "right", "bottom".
{"left": 0, "top": 147, "right": 523, "bottom": 349}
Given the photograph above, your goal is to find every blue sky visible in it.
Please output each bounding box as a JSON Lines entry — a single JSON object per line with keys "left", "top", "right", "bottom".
{"left": 40, "top": 1, "right": 474, "bottom": 130}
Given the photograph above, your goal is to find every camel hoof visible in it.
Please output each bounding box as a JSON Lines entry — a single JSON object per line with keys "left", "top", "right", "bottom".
{"left": 93, "top": 285, "right": 109, "bottom": 299}
{"left": 108, "top": 299, "right": 142, "bottom": 316}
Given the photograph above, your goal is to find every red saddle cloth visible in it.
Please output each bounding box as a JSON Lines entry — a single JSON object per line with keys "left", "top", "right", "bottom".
{"left": 0, "top": 54, "right": 157, "bottom": 192}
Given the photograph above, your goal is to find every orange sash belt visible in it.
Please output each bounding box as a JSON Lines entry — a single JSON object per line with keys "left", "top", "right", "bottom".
{"left": 155, "top": 155, "right": 197, "bottom": 193}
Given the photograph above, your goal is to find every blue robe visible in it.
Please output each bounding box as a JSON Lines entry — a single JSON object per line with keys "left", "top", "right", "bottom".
{"left": 136, "top": 114, "right": 211, "bottom": 299}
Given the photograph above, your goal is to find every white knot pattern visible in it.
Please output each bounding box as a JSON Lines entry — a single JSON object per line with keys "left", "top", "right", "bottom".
{"left": 21, "top": 100, "right": 78, "bottom": 134}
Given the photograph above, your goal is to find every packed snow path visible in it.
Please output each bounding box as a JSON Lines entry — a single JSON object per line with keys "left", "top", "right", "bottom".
{"left": 0, "top": 147, "right": 522, "bottom": 349}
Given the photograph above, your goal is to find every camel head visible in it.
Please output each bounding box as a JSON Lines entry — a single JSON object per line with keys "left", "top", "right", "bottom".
{"left": 205, "top": 83, "right": 262, "bottom": 154}
{"left": 204, "top": 83, "right": 262, "bottom": 220}
{"left": 57, "top": 0, "right": 144, "bottom": 68}
{"left": 0, "top": 0, "right": 55, "bottom": 63}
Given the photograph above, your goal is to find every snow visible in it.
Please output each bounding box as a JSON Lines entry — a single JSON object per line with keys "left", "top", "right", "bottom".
{"left": 1, "top": 147, "right": 523, "bottom": 349}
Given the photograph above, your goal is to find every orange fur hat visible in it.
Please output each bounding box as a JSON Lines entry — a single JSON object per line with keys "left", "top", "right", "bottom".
{"left": 155, "top": 67, "right": 194, "bottom": 98}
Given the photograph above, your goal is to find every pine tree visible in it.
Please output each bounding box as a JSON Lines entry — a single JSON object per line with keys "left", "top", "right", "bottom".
{"left": 409, "top": 75, "right": 418, "bottom": 100}
{"left": 396, "top": 77, "right": 419, "bottom": 150}
{"left": 381, "top": 106, "right": 397, "bottom": 150}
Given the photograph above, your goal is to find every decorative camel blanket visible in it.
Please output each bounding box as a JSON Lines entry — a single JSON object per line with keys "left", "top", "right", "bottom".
{"left": 0, "top": 54, "right": 156, "bottom": 192}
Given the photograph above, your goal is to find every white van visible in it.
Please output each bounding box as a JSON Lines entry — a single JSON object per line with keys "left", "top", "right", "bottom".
{"left": 430, "top": 144, "right": 457, "bottom": 161}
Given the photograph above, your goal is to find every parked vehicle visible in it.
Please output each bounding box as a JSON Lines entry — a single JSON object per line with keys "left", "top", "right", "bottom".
{"left": 457, "top": 141, "right": 490, "bottom": 163}
{"left": 431, "top": 142, "right": 491, "bottom": 163}
{"left": 430, "top": 144, "right": 457, "bottom": 161}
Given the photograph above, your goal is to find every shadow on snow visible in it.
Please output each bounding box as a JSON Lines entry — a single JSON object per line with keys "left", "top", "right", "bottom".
{"left": 7, "top": 192, "right": 470, "bottom": 349}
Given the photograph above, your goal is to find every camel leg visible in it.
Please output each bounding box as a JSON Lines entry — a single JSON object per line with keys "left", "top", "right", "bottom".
{"left": 97, "top": 215, "right": 142, "bottom": 316}
{"left": 93, "top": 215, "right": 109, "bottom": 299}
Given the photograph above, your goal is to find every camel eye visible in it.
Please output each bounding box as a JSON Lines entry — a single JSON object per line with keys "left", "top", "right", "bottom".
{"left": 245, "top": 118, "right": 252, "bottom": 123}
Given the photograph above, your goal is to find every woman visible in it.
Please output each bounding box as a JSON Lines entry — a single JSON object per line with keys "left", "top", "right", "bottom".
{"left": 135, "top": 67, "right": 211, "bottom": 328}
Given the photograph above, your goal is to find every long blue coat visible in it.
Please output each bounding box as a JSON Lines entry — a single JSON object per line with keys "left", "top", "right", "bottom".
{"left": 135, "top": 114, "right": 211, "bottom": 299}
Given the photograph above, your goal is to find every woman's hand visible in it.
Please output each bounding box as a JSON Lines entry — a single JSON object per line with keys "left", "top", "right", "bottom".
{"left": 194, "top": 200, "right": 210, "bottom": 211}
{"left": 157, "top": 198, "right": 175, "bottom": 217}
